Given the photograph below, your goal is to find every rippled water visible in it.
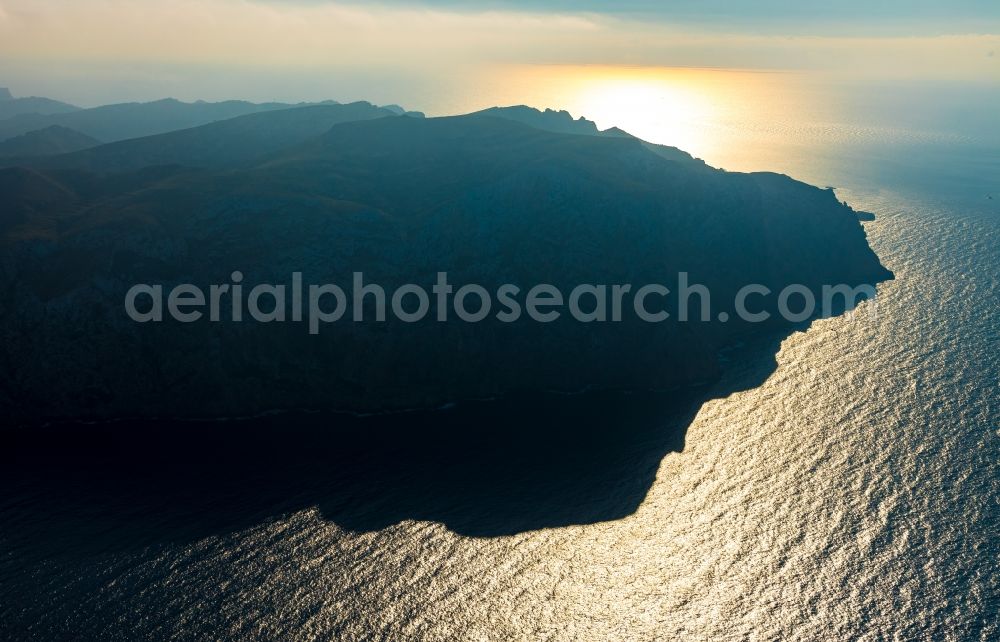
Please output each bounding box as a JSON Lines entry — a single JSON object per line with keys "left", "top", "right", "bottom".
{"left": 1, "top": 76, "right": 998, "bottom": 640}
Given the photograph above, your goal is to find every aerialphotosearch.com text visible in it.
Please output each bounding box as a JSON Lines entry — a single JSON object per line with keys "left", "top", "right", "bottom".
{"left": 125, "top": 271, "right": 878, "bottom": 334}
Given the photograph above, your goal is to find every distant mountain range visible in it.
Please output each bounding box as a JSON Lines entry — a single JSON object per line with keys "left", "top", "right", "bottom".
{"left": 0, "top": 95, "right": 358, "bottom": 144}
{"left": 0, "top": 87, "right": 80, "bottom": 121}
{"left": 18, "top": 102, "right": 404, "bottom": 172}
{"left": 0, "top": 88, "right": 427, "bottom": 147}
{"left": 0, "top": 93, "right": 892, "bottom": 424}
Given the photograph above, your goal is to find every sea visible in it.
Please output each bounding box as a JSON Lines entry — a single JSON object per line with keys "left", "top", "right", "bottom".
{"left": 0, "top": 68, "right": 997, "bottom": 640}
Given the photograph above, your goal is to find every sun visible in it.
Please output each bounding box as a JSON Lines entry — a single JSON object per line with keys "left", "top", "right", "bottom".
{"left": 571, "top": 72, "right": 717, "bottom": 156}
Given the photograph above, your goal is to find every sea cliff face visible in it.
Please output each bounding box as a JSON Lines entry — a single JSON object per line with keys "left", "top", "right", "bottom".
{"left": 0, "top": 107, "right": 892, "bottom": 423}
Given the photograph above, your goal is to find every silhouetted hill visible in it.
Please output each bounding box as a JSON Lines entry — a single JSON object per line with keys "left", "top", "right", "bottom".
{"left": 0, "top": 110, "right": 891, "bottom": 423}
{"left": 473, "top": 105, "right": 600, "bottom": 136}
{"left": 18, "top": 102, "right": 399, "bottom": 172}
{"left": 593, "top": 125, "right": 703, "bottom": 165}
{"left": 0, "top": 126, "right": 100, "bottom": 158}
{"left": 379, "top": 104, "right": 425, "bottom": 117}
{"left": 0, "top": 98, "right": 342, "bottom": 144}
{"left": 598, "top": 126, "right": 631, "bottom": 138}
{"left": 0, "top": 88, "right": 79, "bottom": 120}
{"left": 0, "top": 167, "right": 80, "bottom": 237}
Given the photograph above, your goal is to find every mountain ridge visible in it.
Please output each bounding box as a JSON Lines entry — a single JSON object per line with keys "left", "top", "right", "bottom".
{"left": 0, "top": 125, "right": 101, "bottom": 159}
{"left": 0, "top": 103, "right": 892, "bottom": 424}
{"left": 0, "top": 97, "right": 352, "bottom": 144}
{"left": 0, "top": 87, "right": 80, "bottom": 121}
{"left": 12, "top": 102, "right": 400, "bottom": 172}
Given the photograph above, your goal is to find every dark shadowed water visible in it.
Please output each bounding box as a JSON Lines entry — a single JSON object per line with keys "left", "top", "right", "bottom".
{"left": 1, "top": 77, "right": 998, "bottom": 640}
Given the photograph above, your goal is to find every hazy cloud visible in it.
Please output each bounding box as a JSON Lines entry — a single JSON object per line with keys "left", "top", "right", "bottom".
{"left": 0, "top": 0, "right": 996, "bottom": 104}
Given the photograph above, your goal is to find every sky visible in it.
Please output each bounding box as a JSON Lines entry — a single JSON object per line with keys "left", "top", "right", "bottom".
{"left": 0, "top": 0, "right": 997, "bottom": 106}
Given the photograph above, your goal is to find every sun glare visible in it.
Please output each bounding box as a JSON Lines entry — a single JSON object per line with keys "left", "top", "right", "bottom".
{"left": 485, "top": 65, "right": 754, "bottom": 161}
{"left": 478, "top": 64, "right": 813, "bottom": 169}
{"left": 573, "top": 75, "right": 715, "bottom": 154}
